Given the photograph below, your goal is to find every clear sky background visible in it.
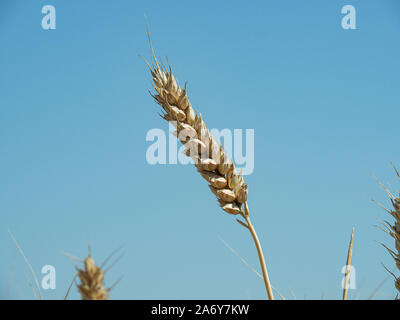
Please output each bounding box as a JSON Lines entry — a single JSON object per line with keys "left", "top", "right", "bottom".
{"left": 1, "top": 0, "right": 400, "bottom": 300}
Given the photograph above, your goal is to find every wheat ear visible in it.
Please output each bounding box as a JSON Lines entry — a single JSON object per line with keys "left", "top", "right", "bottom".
{"left": 378, "top": 165, "right": 400, "bottom": 295}
{"left": 144, "top": 30, "right": 274, "bottom": 300}
{"left": 77, "top": 255, "right": 109, "bottom": 300}
{"left": 342, "top": 228, "right": 354, "bottom": 300}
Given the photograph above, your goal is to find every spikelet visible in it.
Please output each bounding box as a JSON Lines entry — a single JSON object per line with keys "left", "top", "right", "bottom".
{"left": 77, "top": 255, "right": 109, "bottom": 300}
{"left": 146, "top": 52, "right": 246, "bottom": 216}
{"left": 198, "top": 170, "right": 227, "bottom": 189}
{"left": 236, "top": 183, "right": 248, "bottom": 204}
{"left": 218, "top": 200, "right": 242, "bottom": 215}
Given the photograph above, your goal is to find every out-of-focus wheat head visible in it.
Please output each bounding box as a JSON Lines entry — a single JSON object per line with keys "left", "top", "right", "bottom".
{"left": 378, "top": 165, "right": 400, "bottom": 295}
{"left": 77, "top": 255, "right": 109, "bottom": 300}
{"left": 145, "top": 51, "right": 247, "bottom": 217}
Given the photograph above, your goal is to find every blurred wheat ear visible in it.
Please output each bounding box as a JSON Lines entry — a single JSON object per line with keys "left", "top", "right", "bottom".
{"left": 64, "top": 246, "right": 123, "bottom": 300}
{"left": 143, "top": 24, "right": 274, "bottom": 299}
{"left": 373, "top": 163, "right": 400, "bottom": 297}
{"left": 77, "top": 254, "right": 109, "bottom": 300}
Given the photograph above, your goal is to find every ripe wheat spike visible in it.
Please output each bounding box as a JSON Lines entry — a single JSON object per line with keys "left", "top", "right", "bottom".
{"left": 143, "top": 26, "right": 274, "bottom": 299}
{"left": 77, "top": 255, "right": 110, "bottom": 300}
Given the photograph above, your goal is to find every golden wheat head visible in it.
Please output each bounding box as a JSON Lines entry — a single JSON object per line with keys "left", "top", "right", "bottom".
{"left": 77, "top": 255, "right": 109, "bottom": 300}
{"left": 145, "top": 53, "right": 248, "bottom": 217}
{"left": 143, "top": 28, "right": 274, "bottom": 299}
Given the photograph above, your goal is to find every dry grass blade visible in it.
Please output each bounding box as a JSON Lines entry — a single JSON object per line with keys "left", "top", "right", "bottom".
{"left": 8, "top": 230, "right": 42, "bottom": 300}
{"left": 289, "top": 288, "right": 297, "bottom": 300}
{"left": 144, "top": 24, "right": 274, "bottom": 299}
{"left": 368, "top": 274, "right": 391, "bottom": 300}
{"left": 5, "top": 250, "right": 17, "bottom": 300}
{"left": 64, "top": 273, "right": 77, "bottom": 300}
{"left": 21, "top": 266, "right": 38, "bottom": 299}
{"left": 342, "top": 228, "right": 354, "bottom": 300}
{"left": 217, "top": 236, "right": 285, "bottom": 300}
{"left": 218, "top": 236, "right": 262, "bottom": 278}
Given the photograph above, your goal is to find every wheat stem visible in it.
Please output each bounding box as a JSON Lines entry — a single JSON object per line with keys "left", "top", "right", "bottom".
{"left": 243, "top": 212, "right": 274, "bottom": 300}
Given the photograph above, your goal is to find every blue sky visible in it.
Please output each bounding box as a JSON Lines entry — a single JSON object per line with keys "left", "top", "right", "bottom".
{"left": 1, "top": 0, "right": 400, "bottom": 300}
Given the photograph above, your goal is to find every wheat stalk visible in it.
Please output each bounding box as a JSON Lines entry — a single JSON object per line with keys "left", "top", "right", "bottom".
{"left": 377, "top": 165, "right": 400, "bottom": 296}
{"left": 143, "top": 28, "right": 274, "bottom": 300}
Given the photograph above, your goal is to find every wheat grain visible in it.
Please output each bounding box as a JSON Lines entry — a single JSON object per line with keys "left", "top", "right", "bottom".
{"left": 144, "top": 27, "right": 274, "bottom": 299}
